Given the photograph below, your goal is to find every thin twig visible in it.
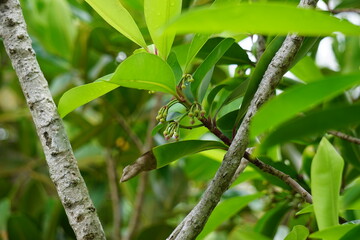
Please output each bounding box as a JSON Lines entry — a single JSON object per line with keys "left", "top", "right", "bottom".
{"left": 106, "top": 149, "right": 122, "bottom": 240}
{"left": 0, "top": 1, "right": 105, "bottom": 239}
{"left": 328, "top": 130, "right": 360, "bottom": 145}
{"left": 201, "top": 117, "right": 313, "bottom": 203}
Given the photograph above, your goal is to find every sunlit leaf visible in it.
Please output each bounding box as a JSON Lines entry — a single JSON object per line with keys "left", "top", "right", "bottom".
{"left": 166, "top": 3, "right": 360, "bottom": 36}
{"left": 58, "top": 75, "right": 118, "bottom": 118}
{"left": 311, "top": 138, "right": 344, "bottom": 230}
{"left": 85, "top": 0, "right": 147, "bottom": 48}
{"left": 111, "top": 53, "right": 177, "bottom": 95}
{"left": 251, "top": 73, "right": 360, "bottom": 139}
{"left": 59, "top": 53, "right": 177, "bottom": 117}
{"left": 145, "top": 0, "right": 181, "bottom": 59}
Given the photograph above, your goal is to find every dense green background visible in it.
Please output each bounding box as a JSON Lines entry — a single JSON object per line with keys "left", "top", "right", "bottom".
{"left": 1, "top": 0, "right": 360, "bottom": 239}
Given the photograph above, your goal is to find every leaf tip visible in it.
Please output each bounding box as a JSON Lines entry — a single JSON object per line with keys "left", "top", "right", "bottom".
{"left": 120, "top": 151, "right": 157, "bottom": 182}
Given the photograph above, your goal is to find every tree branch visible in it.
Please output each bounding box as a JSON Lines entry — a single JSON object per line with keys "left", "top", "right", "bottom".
{"left": 0, "top": 1, "right": 105, "bottom": 239}
{"left": 201, "top": 117, "right": 313, "bottom": 204}
{"left": 168, "top": 0, "right": 318, "bottom": 238}
{"left": 328, "top": 130, "right": 360, "bottom": 145}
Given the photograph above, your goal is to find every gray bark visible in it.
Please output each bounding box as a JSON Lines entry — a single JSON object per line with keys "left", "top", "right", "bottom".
{"left": 0, "top": 0, "right": 106, "bottom": 239}
{"left": 167, "top": 0, "right": 318, "bottom": 239}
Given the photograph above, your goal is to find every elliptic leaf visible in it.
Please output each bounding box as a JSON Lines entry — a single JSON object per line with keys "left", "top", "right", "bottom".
{"left": 111, "top": 52, "right": 177, "bottom": 95}
{"left": 58, "top": 75, "right": 118, "bottom": 118}
{"left": 58, "top": 53, "right": 177, "bottom": 117}
{"left": 145, "top": 0, "right": 182, "bottom": 59}
{"left": 311, "top": 138, "right": 344, "bottom": 230}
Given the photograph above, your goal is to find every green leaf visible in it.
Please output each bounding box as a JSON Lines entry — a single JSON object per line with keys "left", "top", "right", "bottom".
{"left": 153, "top": 140, "right": 228, "bottom": 168}
{"left": 144, "top": 0, "right": 181, "bottom": 59}
{"left": 46, "top": 0, "right": 76, "bottom": 60}
{"left": 0, "top": 199, "right": 10, "bottom": 231}
{"left": 310, "top": 224, "right": 357, "bottom": 240}
{"left": 58, "top": 75, "right": 118, "bottom": 118}
{"left": 229, "top": 228, "right": 271, "bottom": 240}
{"left": 296, "top": 204, "right": 313, "bottom": 215}
{"left": 197, "top": 37, "right": 252, "bottom": 66}
{"left": 340, "top": 224, "right": 360, "bottom": 240}
{"left": 85, "top": 0, "right": 147, "bottom": 48}
{"left": 236, "top": 36, "right": 285, "bottom": 126}
{"left": 250, "top": 73, "right": 360, "bottom": 139}
{"left": 185, "top": 33, "right": 210, "bottom": 71}
{"left": 121, "top": 140, "right": 228, "bottom": 182}
{"left": 111, "top": 53, "right": 177, "bottom": 94}
{"left": 260, "top": 104, "right": 360, "bottom": 150}
{"left": 7, "top": 214, "right": 42, "bottom": 240}
{"left": 284, "top": 225, "right": 309, "bottom": 240}
{"left": 290, "top": 56, "right": 324, "bottom": 83}
{"left": 255, "top": 201, "right": 291, "bottom": 238}
{"left": 311, "top": 138, "right": 344, "bottom": 230}
{"left": 58, "top": 53, "right": 177, "bottom": 117}
{"left": 197, "top": 193, "right": 263, "bottom": 239}
{"left": 236, "top": 36, "right": 318, "bottom": 127}
{"left": 166, "top": 3, "right": 360, "bottom": 36}
{"left": 191, "top": 38, "right": 234, "bottom": 101}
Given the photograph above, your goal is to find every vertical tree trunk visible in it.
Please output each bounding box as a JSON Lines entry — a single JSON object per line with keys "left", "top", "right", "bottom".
{"left": 0, "top": 1, "right": 106, "bottom": 239}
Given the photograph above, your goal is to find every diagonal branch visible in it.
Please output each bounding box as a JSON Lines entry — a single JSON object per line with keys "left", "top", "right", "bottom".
{"left": 167, "top": 0, "right": 318, "bottom": 239}
{"left": 0, "top": 1, "right": 105, "bottom": 239}
{"left": 328, "top": 130, "right": 360, "bottom": 145}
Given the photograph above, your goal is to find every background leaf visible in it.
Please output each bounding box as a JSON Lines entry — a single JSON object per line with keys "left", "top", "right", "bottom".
{"left": 311, "top": 138, "right": 344, "bottom": 230}
{"left": 260, "top": 104, "right": 360, "bottom": 150}
{"left": 197, "top": 193, "right": 263, "bottom": 239}
{"left": 250, "top": 73, "right": 360, "bottom": 139}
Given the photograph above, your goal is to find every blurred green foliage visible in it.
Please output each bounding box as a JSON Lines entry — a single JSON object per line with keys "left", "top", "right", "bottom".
{"left": 1, "top": 0, "right": 360, "bottom": 240}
